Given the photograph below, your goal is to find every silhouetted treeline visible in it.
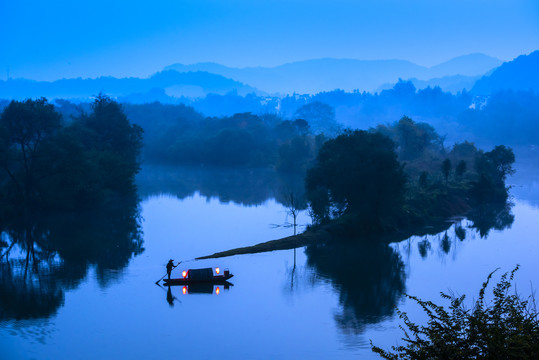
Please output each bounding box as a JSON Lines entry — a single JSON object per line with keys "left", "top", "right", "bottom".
{"left": 2, "top": 81, "right": 536, "bottom": 173}
{"left": 305, "top": 118, "right": 515, "bottom": 236}
{"left": 169, "top": 83, "right": 539, "bottom": 147}
{"left": 0, "top": 95, "right": 143, "bottom": 217}
{"left": 121, "top": 103, "right": 326, "bottom": 171}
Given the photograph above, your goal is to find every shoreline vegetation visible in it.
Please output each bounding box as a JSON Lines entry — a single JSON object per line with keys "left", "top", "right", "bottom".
{"left": 198, "top": 118, "right": 515, "bottom": 260}
{"left": 195, "top": 202, "right": 507, "bottom": 260}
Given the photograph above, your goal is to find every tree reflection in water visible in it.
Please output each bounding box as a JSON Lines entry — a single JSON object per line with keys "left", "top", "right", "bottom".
{"left": 0, "top": 197, "right": 143, "bottom": 321}
{"left": 302, "top": 200, "right": 514, "bottom": 335}
{"left": 137, "top": 164, "right": 307, "bottom": 208}
{"left": 305, "top": 241, "right": 406, "bottom": 334}
{"left": 467, "top": 201, "right": 514, "bottom": 238}
{"left": 412, "top": 200, "right": 515, "bottom": 260}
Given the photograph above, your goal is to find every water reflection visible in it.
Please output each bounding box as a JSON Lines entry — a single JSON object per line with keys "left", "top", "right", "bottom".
{"left": 179, "top": 283, "right": 232, "bottom": 295}
{"left": 305, "top": 241, "right": 406, "bottom": 334}
{"left": 166, "top": 286, "right": 177, "bottom": 306}
{"left": 467, "top": 201, "right": 514, "bottom": 238}
{"left": 137, "top": 164, "right": 306, "bottom": 207}
{"left": 0, "top": 198, "right": 143, "bottom": 321}
{"left": 511, "top": 151, "right": 539, "bottom": 208}
{"left": 0, "top": 260, "right": 65, "bottom": 320}
{"left": 301, "top": 198, "right": 515, "bottom": 335}
{"left": 160, "top": 283, "right": 232, "bottom": 304}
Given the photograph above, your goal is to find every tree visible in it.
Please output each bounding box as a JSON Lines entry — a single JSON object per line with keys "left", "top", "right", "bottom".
{"left": 484, "top": 145, "right": 516, "bottom": 182}
{"left": 442, "top": 158, "right": 452, "bottom": 186}
{"left": 455, "top": 160, "right": 467, "bottom": 180}
{"left": 418, "top": 171, "right": 428, "bottom": 188}
{"left": 294, "top": 101, "right": 339, "bottom": 135}
{"left": 472, "top": 145, "right": 515, "bottom": 202}
{"left": 0, "top": 95, "right": 144, "bottom": 214}
{"left": 276, "top": 136, "right": 315, "bottom": 173}
{"left": 306, "top": 130, "right": 406, "bottom": 232}
{"left": 376, "top": 116, "right": 444, "bottom": 161}
{"left": 75, "top": 94, "right": 143, "bottom": 195}
{"left": 0, "top": 98, "right": 62, "bottom": 207}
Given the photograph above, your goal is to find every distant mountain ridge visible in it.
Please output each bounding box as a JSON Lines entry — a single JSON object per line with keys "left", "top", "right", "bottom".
{"left": 165, "top": 54, "right": 502, "bottom": 94}
{"left": 0, "top": 70, "right": 259, "bottom": 101}
{"left": 428, "top": 53, "right": 502, "bottom": 78}
{"left": 0, "top": 53, "right": 514, "bottom": 100}
{"left": 471, "top": 51, "right": 539, "bottom": 94}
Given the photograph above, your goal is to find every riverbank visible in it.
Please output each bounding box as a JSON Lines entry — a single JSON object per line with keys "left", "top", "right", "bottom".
{"left": 196, "top": 226, "right": 332, "bottom": 259}
{"left": 195, "top": 211, "right": 464, "bottom": 260}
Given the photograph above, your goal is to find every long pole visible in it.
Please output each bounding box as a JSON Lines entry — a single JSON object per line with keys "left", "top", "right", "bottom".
{"left": 155, "top": 261, "right": 181, "bottom": 284}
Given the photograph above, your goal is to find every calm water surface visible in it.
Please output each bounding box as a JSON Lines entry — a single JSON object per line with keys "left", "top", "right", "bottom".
{"left": 1, "top": 164, "right": 538, "bottom": 359}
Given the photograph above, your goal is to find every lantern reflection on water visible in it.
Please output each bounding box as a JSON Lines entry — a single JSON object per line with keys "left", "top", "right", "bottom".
{"left": 177, "top": 283, "right": 231, "bottom": 295}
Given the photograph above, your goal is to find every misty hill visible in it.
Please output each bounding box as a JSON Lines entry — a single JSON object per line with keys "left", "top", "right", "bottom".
{"left": 428, "top": 53, "right": 501, "bottom": 78}
{"left": 0, "top": 71, "right": 259, "bottom": 101}
{"left": 471, "top": 51, "right": 539, "bottom": 95}
{"left": 166, "top": 59, "right": 425, "bottom": 94}
{"left": 165, "top": 54, "right": 501, "bottom": 94}
{"left": 378, "top": 74, "right": 481, "bottom": 94}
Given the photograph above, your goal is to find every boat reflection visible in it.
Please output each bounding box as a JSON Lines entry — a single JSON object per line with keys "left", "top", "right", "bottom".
{"left": 181, "top": 282, "right": 233, "bottom": 295}
{"left": 164, "top": 281, "right": 233, "bottom": 305}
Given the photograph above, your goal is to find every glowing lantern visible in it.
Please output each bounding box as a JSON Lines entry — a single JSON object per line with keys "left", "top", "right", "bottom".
{"left": 182, "top": 286, "right": 187, "bottom": 295}
{"left": 182, "top": 270, "right": 187, "bottom": 278}
{"left": 215, "top": 267, "right": 220, "bottom": 274}
{"left": 215, "top": 287, "right": 220, "bottom": 295}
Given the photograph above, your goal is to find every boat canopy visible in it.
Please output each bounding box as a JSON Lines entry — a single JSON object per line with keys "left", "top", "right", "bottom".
{"left": 187, "top": 268, "right": 214, "bottom": 280}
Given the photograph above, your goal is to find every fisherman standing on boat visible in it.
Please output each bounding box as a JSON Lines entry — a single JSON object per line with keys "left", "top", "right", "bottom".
{"left": 166, "top": 259, "right": 178, "bottom": 280}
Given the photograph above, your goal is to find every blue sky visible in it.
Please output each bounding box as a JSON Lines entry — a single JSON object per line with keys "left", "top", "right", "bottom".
{"left": 1, "top": 0, "right": 538, "bottom": 80}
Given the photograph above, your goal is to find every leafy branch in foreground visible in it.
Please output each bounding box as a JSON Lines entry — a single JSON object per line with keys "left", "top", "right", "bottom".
{"left": 371, "top": 265, "right": 539, "bottom": 359}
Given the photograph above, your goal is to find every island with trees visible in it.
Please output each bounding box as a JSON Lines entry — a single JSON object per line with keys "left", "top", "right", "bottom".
{"left": 197, "top": 116, "right": 515, "bottom": 258}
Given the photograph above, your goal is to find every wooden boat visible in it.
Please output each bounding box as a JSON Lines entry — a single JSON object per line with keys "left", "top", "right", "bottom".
{"left": 163, "top": 267, "right": 233, "bottom": 285}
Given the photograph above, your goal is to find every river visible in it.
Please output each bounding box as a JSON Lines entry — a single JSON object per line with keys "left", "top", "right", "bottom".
{"left": 1, "top": 162, "right": 538, "bottom": 359}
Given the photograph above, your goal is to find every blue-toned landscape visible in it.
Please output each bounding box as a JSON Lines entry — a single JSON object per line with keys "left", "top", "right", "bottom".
{"left": 1, "top": 1, "right": 539, "bottom": 359}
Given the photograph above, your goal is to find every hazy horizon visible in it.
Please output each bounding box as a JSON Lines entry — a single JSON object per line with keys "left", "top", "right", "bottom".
{"left": 1, "top": 53, "right": 507, "bottom": 82}
{"left": 2, "top": 0, "right": 538, "bottom": 81}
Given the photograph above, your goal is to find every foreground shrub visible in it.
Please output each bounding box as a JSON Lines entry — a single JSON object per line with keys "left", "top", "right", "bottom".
{"left": 371, "top": 266, "right": 539, "bottom": 359}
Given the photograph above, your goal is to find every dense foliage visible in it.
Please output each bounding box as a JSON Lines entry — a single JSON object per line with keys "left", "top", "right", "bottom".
{"left": 122, "top": 103, "right": 325, "bottom": 172}
{"left": 0, "top": 95, "right": 143, "bottom": 216}
{"left": 305, "top": 130, "right": 406, "bottom": 231}
{"left": 371, "top": 266, "right": 539, "bottom": 359}
{"left": 305, "top": 117, "right": 515, "bottom": 235}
